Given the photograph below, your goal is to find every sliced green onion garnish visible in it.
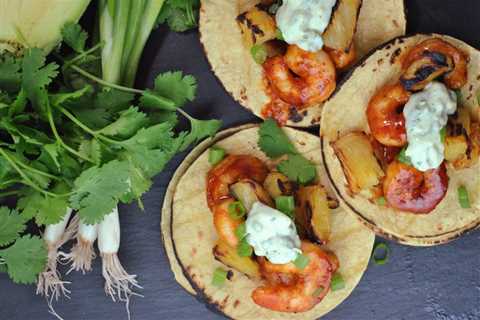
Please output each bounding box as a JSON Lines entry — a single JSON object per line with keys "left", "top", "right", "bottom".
{"left": 228, "top": 201, "right": 246, "bottom": 219}
{"left": 293, "top": 253, "right": 310, "bottom": 270}
{"left": 457, "top": 186, "right": 471, "bottom": 208}
{"left": 209, "top": 146, "right": 225, "bottom": 166}
{"left": 376, "top": 196, "right": 386, "bottom": 206}
{"left": 312, "top": 286, "right": 325, "bottom": 297}
{"left": 235, "top": 222, "right": 247, "bottom": 240}
{"left": 440, "top": 127, "right": 447, "bottom": 143}
{"left": 397, "top": 147, "right": 412, "bottom": 166}
{"left": 237, "top": 239, "right": 253, "bottom": 257}
{"left": 330, "top": 273, "right": 345, "bottom": 291}
{"left": 372, "top": 242, "right": 390, "bottom": 265}
{"left": 276, "top": 28, "right": 284, "bottom": 40}
{"left": 212, "top": 267, "right": 229, "bottom": 287}
{"left": 251, "top": 44, "right": 268, "bottom": 65}
{"left": 275, "top": 196, "right": 295, "bottom": 218}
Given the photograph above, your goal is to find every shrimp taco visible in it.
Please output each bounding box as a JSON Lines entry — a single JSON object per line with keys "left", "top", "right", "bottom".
{"left": 321, "top": 34, "right": 480, "bottom": 246}
{"left": 199, "top": 0, "right": 406, "bottom": 126}
{"left": 162, "top": 124, "right": 375, "bottom": 319}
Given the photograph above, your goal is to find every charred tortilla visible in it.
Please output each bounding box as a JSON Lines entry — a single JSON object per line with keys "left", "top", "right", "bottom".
{"left": 162, "top": 125, "right": 375, "bottom": 319}
{"left": 321, "top": 34, "right": 480, "bottom": 246}
{"left": 199, "top": 0, "right": 406, "bottom": 127}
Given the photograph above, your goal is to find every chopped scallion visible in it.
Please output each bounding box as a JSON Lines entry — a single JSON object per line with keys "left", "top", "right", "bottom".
{"left": 237, "top": 239, "right": 253, "bottom": 257}
{"left": 235, "top": 223, "right": 247, "bottom": 240}
{"left": 330, "top": 273, "right": 345, "bottom": 291}
{"left": 440, "top": 127, "right": 447, "bottom": 143}
{"left": 372, "top": 242, "right": 390, "bottom": 265}
{"left": 376, "top": 196, "right": 386, "bottom": 206}
{"left": 457, "top": 186, "right": 471, "bottom": 208}
{"left": 275, "top": 196, "right": 295, "bottom": 218}
{"left": 293, "top": 253, "right": 310, "bottom": 270}
{"left": 228, "top": 201, "right": 246, "bottom": 219}
{"left": 250, "top": 44, "right": 267, "bottom": 65}
{"left": 397, "top": 147, "right": 412, "bottom": 166}
{"left": 312, "top": 286, "right": 325, "bottom": 297}
{"left": 209, "top": 146, "right": 225, "bottom": 166}
{"left": 276, "top": 28, "right": 284, "bottom": 40}
{"left": 212, "top": 267, "right": 228, "bottom": 287}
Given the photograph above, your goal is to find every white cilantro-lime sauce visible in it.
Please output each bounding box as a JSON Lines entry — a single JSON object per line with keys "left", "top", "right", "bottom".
{"left": 245, "top": 202, "right": 301, "bottom": 264}
{"left": 276, "top": 0, "right": 336, "bottom": 52}
{"left": 404, "top": 82, "right": 457, "bottom": 171}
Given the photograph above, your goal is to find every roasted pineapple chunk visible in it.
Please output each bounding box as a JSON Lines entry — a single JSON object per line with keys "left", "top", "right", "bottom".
{"left": 263, "top": 172, "right": 294, "bottom": 198}
{"left": 230, "top": 179, "right": 273, "bottom": 211}
{"left": 237, "top": 6, "right": 277, "bottom": 49}
{"left": 332, "top": 132, "right": 385, "bottom": 195}
{"left": 295, "top": 185, "right": 331, "bottom": 244}
{"left": 445, "top": 135, "right": 468, "bottom": 162}
{"left": 213, "top": 241, "right": 260, "bottom": 278}
{"left": 323, "top": 0, "right": 362, "bottom": 51}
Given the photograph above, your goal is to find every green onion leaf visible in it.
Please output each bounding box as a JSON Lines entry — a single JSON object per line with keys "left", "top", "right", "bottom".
{"left": 276, "top": 28, "right": 284, "bottom": 40}
{"left": 251, "top": 44, "right": 268, "bottom": 65}
{"left": 440, "top": 127, "right": 447, "bottom": 143}
{"left": 372, "top": 242, "right": 390, "bottom": 265}
{"left": 237, "top": 239, "right": 253, "bottom": 257}
{"left": 455, "top": 90, "right": 463, "bottom": 102}
{"left": 376, "top": 196, "right": 386, "bottom": 206}
{"left": 275, "top": 196, "right": 295, "bottom": 218}
{"left": 228, "top": 201, "right": 246, "bottom": 219}
{"left": 457, "top": 186, "right": 471, "bottom": 209}
{"left": 235, "top": 223, "right": 247, "bottom": 240}
{"left": 209, "top": 146, "right": 225, "bottom": 166}
{"left": 293, "top": 253, "right": 310, "bottom": 270}
{"left": 397, "top": 147, "right": 412, "bottom": 166}
{"left": 312, "top": 286, "right": 325, "bottom": 297}
{"left": 212, "top": 267, "right": 229, "bottom": 287}
{"left": 331, "top": 273, "right": 345, "bottom": 291}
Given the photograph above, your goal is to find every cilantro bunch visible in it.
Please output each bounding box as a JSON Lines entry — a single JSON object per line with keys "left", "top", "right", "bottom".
{"left": 157, "top": 0, "right": 200, "bottom": 32}
{"left": 0, "top": 23, "right": 220, "bottom": 284}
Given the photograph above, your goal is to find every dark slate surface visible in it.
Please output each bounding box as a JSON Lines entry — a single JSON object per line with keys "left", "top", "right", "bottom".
{"left": 1, "top": 1, "right": 480, "bottom": 319}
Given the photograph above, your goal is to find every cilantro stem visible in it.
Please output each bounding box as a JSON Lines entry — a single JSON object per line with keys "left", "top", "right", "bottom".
{"left": 45, "top": 103, "right": 95, "bottom": 163}
{"left": 0, "top": 190, "right": 19, "bottom": 198}
{"left": 0, "top": 149, "right": 59, "bottom": 197}
{"left": 6, "top": 156, "right": 60, "bottom": 181}
{"left": 55, "top": 105, "right": 123, "bottom": 145}
{"left": 65, "top": 42, "right": 104, "bottom": 67}
{"left": 69, "top": 64, "right": 144, "bottom": 94}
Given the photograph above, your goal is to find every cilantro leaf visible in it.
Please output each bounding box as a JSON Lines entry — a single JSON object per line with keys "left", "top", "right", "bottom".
{"left": 78, "top": 139, "right": 102, "bottom": 165}
{"left": 22, "top": 48, "right": 59, "bottom": 102}
{"left": 98, "top": 106, "right": 148, "bottom": 139}
{"left": 180, "top": 118, "right": 221, "bottom": 151}
{"left": 259, "top": 119, "right": 297, "bottom": 158}
{"left": 94, "top": 88, "right": 135, "bottom": 113}
{"left": 70, "top": 160, "right": 131, "bottom": 224}
{"left": 61, "top": 22, "right": 88, "bottom": 53}
{"left": 0, "top": 54, "right": 21, "bottom": 93}
{"left": 18, "top": 183, "right": 70, "bottom": 226}
{"left": 0, "top": 207, "right": 26, "bottom": 246}
{"left": 140, "top": 71, "right": 197, "bottom": 110}
{"left": 0, "top": 235, "right": 47, "bottom": 284}
{"left": 157, "top": 0, "right": 200, "bottom": 32}
{"left": 277, "top": 155, "right": 317, "bottom": 185}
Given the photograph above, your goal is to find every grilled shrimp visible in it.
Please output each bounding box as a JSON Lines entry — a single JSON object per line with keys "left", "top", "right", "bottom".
{"left": 325, "top": 44, "right": 356, "bottom": 70}
{"left": 207, "top": 155, "right": 269, "bottom": 246}
{"left": 383, "top": 161, "right": 448, "bottom": 214}
{"left": 403, "top": 38, "right": 468, "bottom": 90}
{"left": 264, "top": 45, "right": 336, "bottom": 107}
{"left": 252, "top": 241, "right": 334, "bottom": 313}
{"left": 367, "top": 84, "right": 411, "bottom": 147}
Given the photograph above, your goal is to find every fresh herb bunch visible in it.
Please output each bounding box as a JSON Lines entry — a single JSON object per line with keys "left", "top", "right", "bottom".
{"left": 0, "top": 23, "right": 220, "bottom": 283}
{"left": 157, "top": 0, "right": 201, "bottom": 32}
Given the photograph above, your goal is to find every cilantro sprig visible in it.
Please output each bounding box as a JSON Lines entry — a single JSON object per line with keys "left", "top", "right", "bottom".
{"left": 258, "top": 119, "right": 317, "bottom": 184}
{"left": 156, "top": 0, "right": 200, "bottom": 32}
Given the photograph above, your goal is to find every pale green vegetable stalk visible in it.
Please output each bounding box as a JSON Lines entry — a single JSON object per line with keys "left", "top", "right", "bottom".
{"left": 99, "top": 0, "right": 166, "bottom": 86}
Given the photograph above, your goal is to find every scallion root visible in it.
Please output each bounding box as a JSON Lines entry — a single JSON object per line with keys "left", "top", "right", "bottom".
{"left": 64, "top": 221, "right": 98, "bottom": 274}
{"left": 101, "top": 253, "right": 141, "bottom": 302}
{"left": 36, "top": 211, "right": 78, "bottom": 314}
